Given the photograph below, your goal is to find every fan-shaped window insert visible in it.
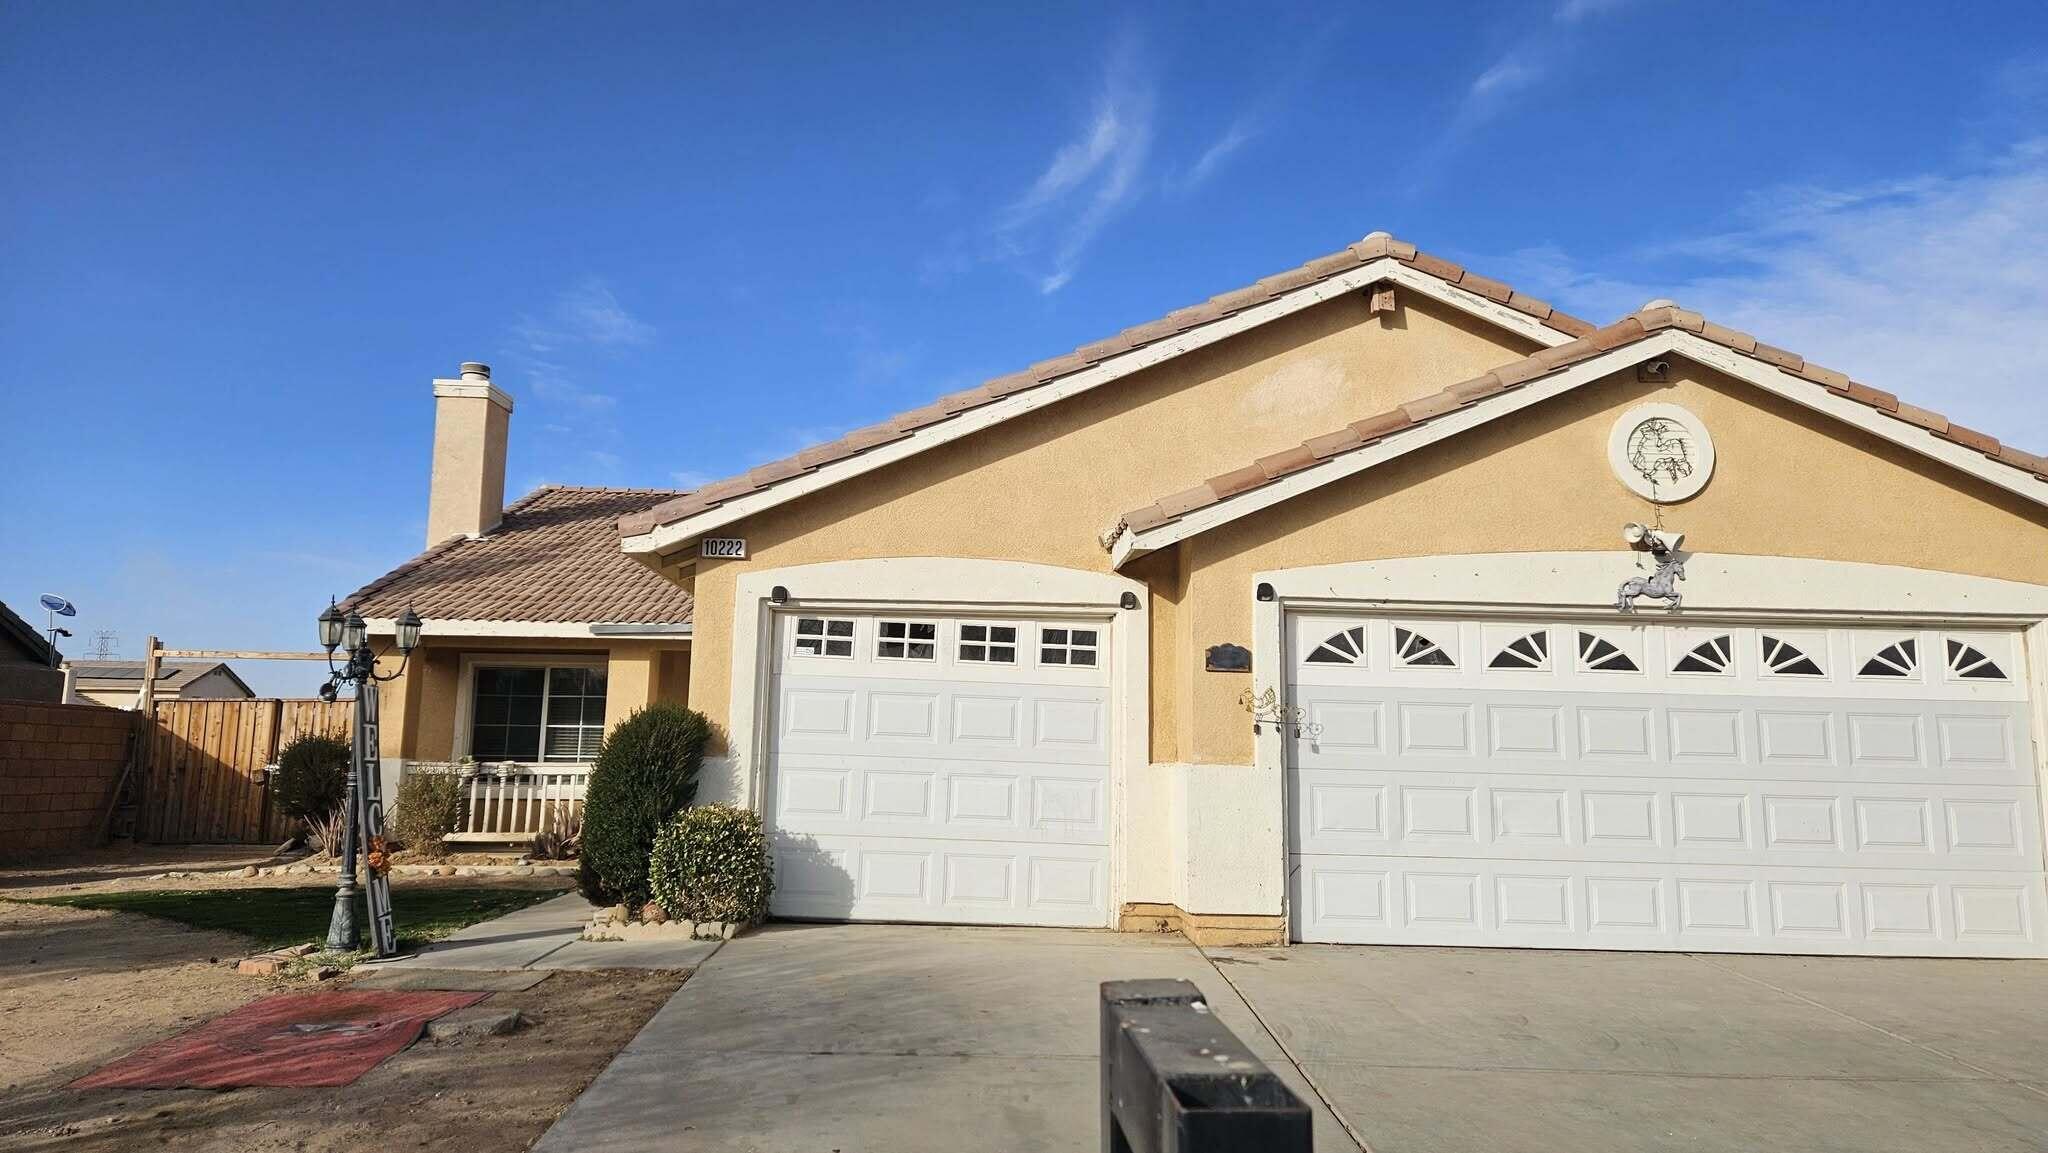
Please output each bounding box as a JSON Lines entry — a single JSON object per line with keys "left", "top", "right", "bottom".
{"left": 1947, "top": 639, "right": 2007, "bottom": 681}
{"left": 1858, "top": 638, "right": 1917, "bottom": 678}
{"left": 1487, "top": 630, "right": 1549, "bottom": 670}
{"left": 1672, "top": 635, "right": 1733, "bottom": 675}
{"left": 1393, "top": 626, "right": 1455, "bottom": 668}
{"left": 1761, "top": 635, "right": 1824, "bottom": 676}
{"left": 1577, "top": 631, "right": 1639, "bottom": 672}
{"left": 1305, "top": 626, "right": 1366, "bottom": 665}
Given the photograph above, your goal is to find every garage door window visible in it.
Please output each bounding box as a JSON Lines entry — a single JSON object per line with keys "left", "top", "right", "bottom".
{"left": 1486, "top": 629, "right": 1549, "bottom": 670}
{"left": 1576, "top": 630, "right": 1640, "bottom": 672}
{"left": 877, "top": 619, "right": 937, "bottom": 660}
{"left": 1948, "top": 639, "right": 2007, "bottom": 681}
{"left": 1308, "top": 625, "right": 1368, "bottom": 665}
{"left": 1858, "top": 638, "right": 1918, "bottom": 678}
{"left": 1393, "top": 625, "right": 1455, "bottom": 668}
{"left": 1672, "top": 634, "right": 1733, "bottom": 675}
{"left": 958, "top": 623, "right": 1018, "bottom": 664}
{"left": 1761, "top": 634, "right": 1825, "bottom": 676}
{"left": 1040, "top": 626, "right": 1098, "bottom": 667}
{"left": 793, "top": 617, "right": 855, "bottom": 658}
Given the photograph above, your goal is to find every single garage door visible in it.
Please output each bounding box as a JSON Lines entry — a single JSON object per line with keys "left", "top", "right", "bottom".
{"left": 766, "top": 610, "right": 1112, "bottom": 926}
{"left": 1287, "top": 615, "right": 2047, "bottom": 956}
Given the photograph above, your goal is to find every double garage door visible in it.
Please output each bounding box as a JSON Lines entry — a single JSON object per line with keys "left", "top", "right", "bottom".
{"left": 1288, "top": 614, "right": 2047, "bottom": 956}
{"left": 765, "top": 611, "right": 1112, "bottom": 926}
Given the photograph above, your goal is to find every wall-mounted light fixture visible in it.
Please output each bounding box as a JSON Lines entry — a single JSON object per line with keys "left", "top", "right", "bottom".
{"left": 1119, "top": 591, "right": 1139, "bottom": 610}
{"left": 1256, "top": 582, "right": 1276, "bottom": 602}
{"left": 770, "top": 586, "right": 789, "bottom": 605}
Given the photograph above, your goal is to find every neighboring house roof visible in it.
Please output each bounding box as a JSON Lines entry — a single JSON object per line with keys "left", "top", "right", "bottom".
{"left": 345, "top": 485, "right": 696, "bottom": 627}
{"left": 0, "top": 600, "right": 59, "bottom": 666}
{"left": 69, "top": 659, "right": 256, "bottom": 696}
{"left": 1108, "top": 304, "right": 2048, "bottom": 565}
{"left": 617, "top": 233, "right": 1598, "bottom": 552}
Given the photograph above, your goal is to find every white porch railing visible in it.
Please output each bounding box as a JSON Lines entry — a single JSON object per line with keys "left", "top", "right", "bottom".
{"left": 408, "top": 761, "right": 589, "bottom": 844}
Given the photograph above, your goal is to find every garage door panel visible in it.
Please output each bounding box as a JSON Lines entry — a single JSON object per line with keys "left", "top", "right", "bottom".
{"left": 1294, "top": 853, "right": 2048, "bottom": 955}
{"left": 767, "top": 611, "right": 1111, "bottom": 928}
{"left": 772, "top": 834, "right": 1105, "bottom": 927}
{"left": 1291, "top": 687, "right": 2031, "bottom": 787}
{"left": 1287, "top": 615, "right": 2043, "bottom": 958}
{"left": 1293, "top": 766, "right": 2040, "bottom": 871}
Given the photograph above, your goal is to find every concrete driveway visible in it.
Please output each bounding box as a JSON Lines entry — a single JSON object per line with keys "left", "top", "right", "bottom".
{"left": 535, "top": 924, "right": 2048, "bottom": 1152}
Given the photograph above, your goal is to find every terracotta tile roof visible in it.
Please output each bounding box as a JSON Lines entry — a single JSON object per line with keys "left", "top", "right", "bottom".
{"left": 345, "top": 486, "right": 695, "bottom": 626}
{"left": 616, "top": 233, "right": 1595, "bottom": 540}
{"left": 1116, "top": 305, "right": 2048, "bottom": 538}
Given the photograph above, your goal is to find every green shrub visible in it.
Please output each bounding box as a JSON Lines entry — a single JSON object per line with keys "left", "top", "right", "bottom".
{"left": 577, "top": 703, "right": 709, "bottom": 906}
{"left": 273, "top": 733, "right": 351, "bottom": 823}
{"left": 648, "top": 804, "right": 774, "bottom": 924}
{"left": 391, "top": 767, "right": 464, "bottom": 858}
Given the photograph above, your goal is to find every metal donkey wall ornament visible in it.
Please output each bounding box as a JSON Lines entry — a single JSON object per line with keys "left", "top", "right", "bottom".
{"left": 1616, "top": 529, "right": 1686, "bottom": 612}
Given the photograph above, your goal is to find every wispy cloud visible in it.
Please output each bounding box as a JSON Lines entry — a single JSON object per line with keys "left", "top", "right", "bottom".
{"left": 1469, "top": 54, "right": 1543, "bottom": 100}
{"left": 1168, "top": 117, "right": 1258, "bottom": 196}
{"left": 1486, "top": 138, "right": 2048, "bottom": 445}
{"left": 513, "top": 278, "right": 655, "bottom": 355}
{"left": 1554, "top": 0, "right": 1638, "bottom": 24}
{"left": 995, "top": 29, "right": 1156, "bottom": 294}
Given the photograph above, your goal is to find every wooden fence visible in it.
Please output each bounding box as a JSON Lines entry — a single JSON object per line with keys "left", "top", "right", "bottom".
{"left": 139, "top": 698, "right": 352, "bottom": 844}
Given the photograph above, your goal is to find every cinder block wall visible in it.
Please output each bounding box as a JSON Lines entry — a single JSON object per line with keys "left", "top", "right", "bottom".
{"left": 0, "top": 701, "right": 135, "bottom": 861}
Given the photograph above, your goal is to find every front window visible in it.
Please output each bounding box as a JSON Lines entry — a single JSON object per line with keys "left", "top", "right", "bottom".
{"left": 469, "top": 664, "right": 607, "bottom": 763}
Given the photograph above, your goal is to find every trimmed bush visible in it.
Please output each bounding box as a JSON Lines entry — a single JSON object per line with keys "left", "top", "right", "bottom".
{"left": 391, "top": 767, "right": 464, "bottom": 858}
{"left": 577, "top": 703, "right": 709, "bottom": 906}
{"left": 273, "top": 733, "right": 351, "bottom": 823}
{"left": 648, "top": 804, "right": 774, "bottom": 924}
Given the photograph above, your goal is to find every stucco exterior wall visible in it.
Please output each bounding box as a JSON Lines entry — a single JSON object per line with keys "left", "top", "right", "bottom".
{"left": 1180, "top": 357, "right": 2048, "bottom": 764}
{"left": 686, "top": 291, "right": 1537, "bottom": 741}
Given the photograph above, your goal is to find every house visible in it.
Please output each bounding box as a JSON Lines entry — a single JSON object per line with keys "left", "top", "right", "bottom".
{"left": 69, "top": 659, "right": 255, "bottom": 708}
{"left": 0, "top": 600, "right": 63, "bottom": 702}
{"left": 359, "top": 232, "right": 2048, "bottom": 956}
{"left": 341, "top": 365, "right": 693, "bottom": 838}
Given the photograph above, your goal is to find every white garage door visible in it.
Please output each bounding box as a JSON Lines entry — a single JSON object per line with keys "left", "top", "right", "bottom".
{"left": 766, "top": 611, "right": 1112, "bottom": 926}
{"left": 1287, "top": 615, "right": 2047, "bottom": 956}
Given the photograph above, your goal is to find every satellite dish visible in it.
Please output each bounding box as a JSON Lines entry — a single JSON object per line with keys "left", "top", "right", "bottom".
{"left": 38, "top": 594, "right": 76, "bottom": 617}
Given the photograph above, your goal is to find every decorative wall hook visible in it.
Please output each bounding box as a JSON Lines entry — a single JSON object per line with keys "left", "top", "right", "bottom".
{"left": 1241, "top": 686, "right": 1322, "bottom": 738}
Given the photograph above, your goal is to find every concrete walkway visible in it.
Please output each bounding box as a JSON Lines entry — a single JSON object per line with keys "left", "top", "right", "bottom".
{"left": 533, "top": 922, "right": 2048, "bottom": 1153}
{"left": 377, "top": 892, "right": 723, "bottom": 971}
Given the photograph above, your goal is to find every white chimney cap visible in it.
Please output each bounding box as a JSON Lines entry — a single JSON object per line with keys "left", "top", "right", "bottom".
{"left": 1364, "top": 230, "right": 1392, "bottom": 240}
{"left": 1641, "top": 299, "right": 1677, "bottom": 311}
{"left": 459, "top": 362, "right": 491, "bottom": 381}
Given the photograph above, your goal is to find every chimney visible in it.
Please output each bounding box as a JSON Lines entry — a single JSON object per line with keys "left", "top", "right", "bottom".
{"left": 426, "top": 362, "right": 513, "bottom": 545}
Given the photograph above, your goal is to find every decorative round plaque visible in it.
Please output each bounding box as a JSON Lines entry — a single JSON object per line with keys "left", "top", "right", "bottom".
{"left": 1607, "top": 403, "right": 1713, "bottom": 502}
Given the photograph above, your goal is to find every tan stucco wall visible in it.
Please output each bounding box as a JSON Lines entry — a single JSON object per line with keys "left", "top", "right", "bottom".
{"left": 1180, "top": 357, "right": 2048, "bottom": 763}
{"left": 426, "top": 390, "right": 510, "bottom": 546}
{"left": 686, "top": 291, "right": 1539, "bottom": 742}
{"left": 378, "top": 636, "right": 690, "bottom": 762}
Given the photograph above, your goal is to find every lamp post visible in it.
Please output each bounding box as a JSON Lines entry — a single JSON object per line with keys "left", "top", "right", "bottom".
{"left": 317, "top": 600, "right": 422, "bottom": 954}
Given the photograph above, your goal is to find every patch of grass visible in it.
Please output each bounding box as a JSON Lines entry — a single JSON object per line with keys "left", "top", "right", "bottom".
{"left": 27, "top": 886, "right": 559, "bottom": 953}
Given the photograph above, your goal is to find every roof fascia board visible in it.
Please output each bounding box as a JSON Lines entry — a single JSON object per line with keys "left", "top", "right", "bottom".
{"left": 362, "top": 617, "right": 693, "bottom": 640}
{"left": 1110, "top": 333, "right": 1684, "bottom": 568}
{"left": 1667, "top": 332, "right": 2048, "bottom": 513}
{"left": 621, "top": 258, "right": 1573, "bottom": 560}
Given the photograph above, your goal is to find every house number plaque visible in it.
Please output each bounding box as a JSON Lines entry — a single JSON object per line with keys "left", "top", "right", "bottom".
{"left": 700, "top": 538, "right": 747, "bottom": 559}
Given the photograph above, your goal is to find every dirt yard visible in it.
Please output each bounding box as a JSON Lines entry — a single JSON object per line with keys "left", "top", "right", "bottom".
{"left": 0, "top": 899, "right": 683, "bottom": 1152}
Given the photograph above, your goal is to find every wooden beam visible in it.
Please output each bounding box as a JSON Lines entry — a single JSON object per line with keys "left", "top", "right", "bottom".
{"left": 139, "top": 635, "right": 160, "bottom": 714}
{"left": 156, "top": 648, "right": 332, "bottom": 661}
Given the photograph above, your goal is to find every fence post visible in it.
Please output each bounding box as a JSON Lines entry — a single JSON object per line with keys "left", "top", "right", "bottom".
{"left": 1100, "top": 979, "right": 1311, "bottom": 1153}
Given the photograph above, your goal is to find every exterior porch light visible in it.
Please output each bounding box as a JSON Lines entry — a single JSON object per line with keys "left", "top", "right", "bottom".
{"left": 770, "top": 585, "right": 789, "bottom": 605}
{"left": 342, "top": 610, "right": 368, "bottom": 652}
{"left": 393, "top": 607, "right": 424, "bottom": 654}
{"left": 318, "top": 599, "right": 344, "bottom": 652}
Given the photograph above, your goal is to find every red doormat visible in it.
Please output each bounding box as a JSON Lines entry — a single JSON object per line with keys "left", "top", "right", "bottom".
{"left": 73, "top": 990, "right": 488, "bottom": 1090}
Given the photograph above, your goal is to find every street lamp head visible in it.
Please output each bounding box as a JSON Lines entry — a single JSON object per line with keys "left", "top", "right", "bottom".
{"left": 394, "top": 607, "right": 423, "bottom": 654}
{"left": 317, "top": 599, "right": 344, "bottom": 652}
{"left": 342, "top": 610, "right": 368, "bottom": 652}
{"left": 318, "top": 679, "right": 339, "bottom": 704}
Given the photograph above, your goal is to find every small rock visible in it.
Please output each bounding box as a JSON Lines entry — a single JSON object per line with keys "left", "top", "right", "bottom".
{"left": 425, "top": 1008, "right": 529, "bottom": 1040}
{"left": 436, "top": 866, "right": 456, "bottom": 877}
{"left": 236, "top": 957, "right": 280, "bottom": 976}
{"left": 677, "top": 920, "right": 696, "bottom": 939}
{"left": 720, "top": 922, "right": 739, "bottom": 940}
{"left": 282, "top": 943, "right": 318, "bottom": 957}
{"left": 604, "top": 904, "right": 629, "bottom": 925}
{"left": 306, "top": 966, "right": 341, "bottom": 982}
{"left": 642, "top": 904, "right": 668, "bottom": 924}
{"left": 239, "top": 866, "right": 258, "bottom": 878}
{"left": 513, "top": 866, "right": 535, "bottom": 877}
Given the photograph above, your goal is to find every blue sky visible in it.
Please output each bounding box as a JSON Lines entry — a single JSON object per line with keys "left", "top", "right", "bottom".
{"left": 4, "top": 1, "right": 2046, "bottom": 695}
